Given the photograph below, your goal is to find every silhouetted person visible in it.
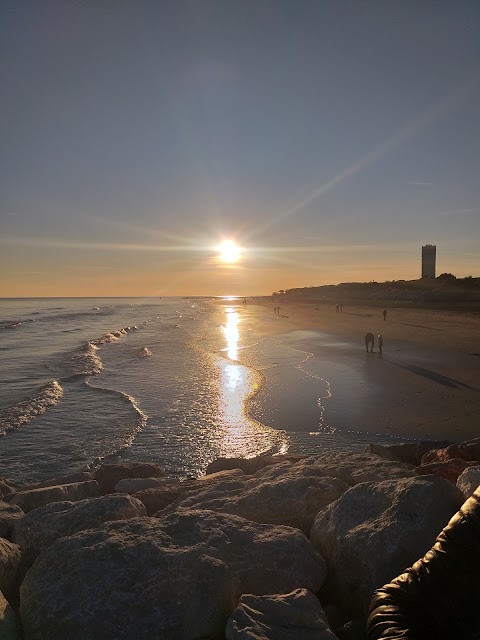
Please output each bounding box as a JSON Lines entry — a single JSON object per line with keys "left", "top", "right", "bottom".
{"left": 335, "top": 304, "right": 339, "bottom": 312}
{"left": 365, "top": 333, "right": 375, "bottom": 352}
{"left": 340, "top": 303, "right": 344, "bottom": 312}
{"left": 378, "top": 334, "right": 383, "bottom": 354}
{"left": 383, "top": 309, "right": 387, "bottom": 321}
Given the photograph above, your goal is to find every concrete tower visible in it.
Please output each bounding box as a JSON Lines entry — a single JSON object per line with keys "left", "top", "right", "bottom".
{"left": 422, "top": 244, "right": 436, "bottom": 278}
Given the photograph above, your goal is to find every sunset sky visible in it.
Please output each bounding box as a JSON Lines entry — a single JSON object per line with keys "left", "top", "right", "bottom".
{"left": 1, "top": 1, "right": 479, "bottom": 297}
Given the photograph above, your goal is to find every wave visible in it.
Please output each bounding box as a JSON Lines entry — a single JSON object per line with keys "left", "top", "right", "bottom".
{"left": 84, "top": 381, "right": 148, "bottom": 470}
{"left": 0, "top": 380, "right": 64, "bottom": 435}
{"left": 61, "top": 326, "right": 136, "bottom": 377}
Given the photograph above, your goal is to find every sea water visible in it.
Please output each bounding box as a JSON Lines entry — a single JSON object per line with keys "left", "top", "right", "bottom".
{"left": 0, "top": 298, "right": 398, "bottom": 485}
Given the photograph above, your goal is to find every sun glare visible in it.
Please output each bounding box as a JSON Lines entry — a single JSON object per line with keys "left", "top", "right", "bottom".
{"left": 217, "top": 240, "right": 240, "bottom": 263}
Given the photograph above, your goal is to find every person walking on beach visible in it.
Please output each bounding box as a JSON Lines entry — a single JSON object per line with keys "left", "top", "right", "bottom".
{"left": 365, "top": 332, "right": 375, "bottom": 352}
{"left": 340, "top": 303, "right": 343, "bottom": 312}
{"left": 378, "top": 334, "right": 384, "bottom": 354}
{"left": 383, "top": 309, "right": 387, "bottom": 321}
{"left": 335, "top": 304, "right": 339, "bottom": 312}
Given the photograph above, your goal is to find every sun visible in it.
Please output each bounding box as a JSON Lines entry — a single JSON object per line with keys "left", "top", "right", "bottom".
{"left": 217, "top": 240, "right": 241, "bottom": 263}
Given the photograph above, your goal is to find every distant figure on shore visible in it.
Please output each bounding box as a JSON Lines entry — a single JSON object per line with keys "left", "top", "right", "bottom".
{"left": 365, "top": 333, "right": 375, "bottom": 352}
{"left": 273, "top": 306, "right": 277, "bottom": 315}
{"left": 335, "top": 304, "right": 339, "bottom": 312}
{"left": 378, "top": 334, "right": 383, "bottom": 354}
{"left": 383, "top": 309, "right": 387, "bottom": 321}
{"left": 340, "top": 303, "right": 344, "bottom": 312}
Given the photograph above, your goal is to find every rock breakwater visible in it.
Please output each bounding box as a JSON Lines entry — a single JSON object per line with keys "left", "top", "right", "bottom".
{"left": 0, "top": 440, "right": 479, "bottom": 639}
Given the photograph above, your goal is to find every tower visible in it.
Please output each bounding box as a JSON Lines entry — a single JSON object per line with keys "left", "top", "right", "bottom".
{"left": 421, "top": 245, "right": 436, "bottom": 278}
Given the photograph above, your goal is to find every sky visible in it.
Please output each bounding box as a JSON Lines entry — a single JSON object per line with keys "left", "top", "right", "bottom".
{"left": 1, "top": 0, "right": 479, "bottom": 297}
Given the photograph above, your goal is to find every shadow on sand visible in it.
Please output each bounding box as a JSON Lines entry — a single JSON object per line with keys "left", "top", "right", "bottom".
{"left": 392, "top": 321, "right": 443, "bottom": 331}
{"left": 389, "top": 360, "right": 478, "bottom": 391}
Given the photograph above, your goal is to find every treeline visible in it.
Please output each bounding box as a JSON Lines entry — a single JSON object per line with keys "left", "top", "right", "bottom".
{"left": 272, "top": 276, "right": 480, "bottom": 306}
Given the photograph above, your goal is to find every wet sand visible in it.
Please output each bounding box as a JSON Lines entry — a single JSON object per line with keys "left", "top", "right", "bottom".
{"left": 218, "top": 299, "right": 480, "bottom": 443}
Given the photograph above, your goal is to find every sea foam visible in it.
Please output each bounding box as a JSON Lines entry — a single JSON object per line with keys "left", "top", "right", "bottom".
{"left": 0, "top": 380, "right": 64, "bottom": 435}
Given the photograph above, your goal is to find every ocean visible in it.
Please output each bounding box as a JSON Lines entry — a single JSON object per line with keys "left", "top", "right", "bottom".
{"left": 0, "top": 298, "right": 398, "bottom": 486}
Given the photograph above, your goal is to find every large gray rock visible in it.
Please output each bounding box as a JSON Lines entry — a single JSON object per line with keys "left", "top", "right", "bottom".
{"left": 0, "top": 539, "right": 20, "bottom": 600}
{"left": 114, "top": 477, "right": 181, "bottom": 494}
{"left": 310, "top": 475, "right": 463, "bottom": 618}
{"left": 457, "top": 466, "right": 480, "bottom": 498}
{"left": 161, "top": 470, "right": 349, "bottom": 535}
{"left": 0, "top": 591, "right": 20, "bottom": 639}
{"left": 7, "top": 481, "right": 100, "bottom": 513}
{"left": 20, "top": 510, "right": 326, "bottom": 639}
{"left": 13, "top": 494, "right": 146, "bottom": 569}
{"left": 225, "top": 589, "right": 339, "bottom": 639}
{"left": 94, "top": 462, "right": 166, "bottom": 494}
{"left": 0, "top": 502, "right": 24, "bottom": 540}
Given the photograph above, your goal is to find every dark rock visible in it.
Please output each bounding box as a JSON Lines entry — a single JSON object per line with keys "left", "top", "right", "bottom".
{"left": 0, "top": 503, "right": 24, "bottom": 541}
{"left": 205, "top": 454, "right": 305, "bottom": 476}
{"left": 94, "top": 462, "right": 166, "bottom": 494}
{"left": 225, "top": 589, "right": 338, "bottom": 639}
{"left": 417, "top": 459, "right": 477, "bottom": 483}
{"left": 365, "top": 441, "right": 453, "bottom": 467}
{"left": 421, "top": 439, "right": 480, "bottom": 465}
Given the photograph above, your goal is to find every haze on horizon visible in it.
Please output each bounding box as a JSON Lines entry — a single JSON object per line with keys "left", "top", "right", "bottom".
{"left": 1, "top": 1, "right": 479, "bottom": 298}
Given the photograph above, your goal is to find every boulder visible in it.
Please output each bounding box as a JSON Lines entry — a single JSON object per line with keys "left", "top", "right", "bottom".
{"left": 421, "top": 439, "right": 480, "bottom": 465}
{"left": 94, "top": 462, "right": 166, "bottom": 494}
{"left": 456, "top": 466, "right": 480, "bottom": 498}
{"left": 0, "top": 503, "right": 24, "bottom": 541}
{"left": 26, "top": 471, "right": 94, "bottom": 490}
{"left": 20, "top": 510, "right": 326, "bottom": 639}
{"left": 365, "top": 441, "right": 453, "bottom": 467}
{"left": 0, "top": 591, "right": 20, "bottom": 639}
{"left": 114, "top": 477, "right": 181, "bottom": 494}
{"left": 301, "top": 452, "right": 416, "bottom": 485}
{"left": 225, "top": 589, "right": 339, "bottom": 639}
{"left": 205, "top": 455, "right": 304, "bottom": 475}
{"left": 417, "top": 458, "right": 477, "bottom": 483}
{"left": 134, "top": 486, "right": 189, "bottom": 515}
{"left": 161, "top": 470, "right": 349, "bottom": 535}
{"left": 6, "top": 481, "right": 100, "bottom": 513}
{"left": 310, "top": 476, "right": 463, "bottom": 618}
{"left": 13, "top": 494, "right": 146, "bottom": 570}
{"left": 0, "top": 539, "right": 21, "bottom": 600}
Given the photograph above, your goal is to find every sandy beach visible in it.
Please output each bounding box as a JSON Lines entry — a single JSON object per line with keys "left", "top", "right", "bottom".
{"left": 218, "top": 299, "right": 480, "bottom": 444}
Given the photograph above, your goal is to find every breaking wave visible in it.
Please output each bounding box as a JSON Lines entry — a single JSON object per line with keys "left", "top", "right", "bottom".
{"left": 62, "top": 327, "right": 134, "bottom": 377}
{"left": 0, "top": 380, "right": 64, "bottom": 435}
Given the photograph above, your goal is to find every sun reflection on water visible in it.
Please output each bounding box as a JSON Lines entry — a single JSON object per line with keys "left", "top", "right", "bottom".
{"left": 222, "top": 307, "right": 239, "bottom": 360}
{"left": 213, "top": 306, "right": 289, "bottom": 459}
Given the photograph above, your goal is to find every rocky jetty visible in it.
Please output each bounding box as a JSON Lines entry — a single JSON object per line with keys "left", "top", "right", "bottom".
{"left": 0, "top": 441, "right": 478, "bottom": 639}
